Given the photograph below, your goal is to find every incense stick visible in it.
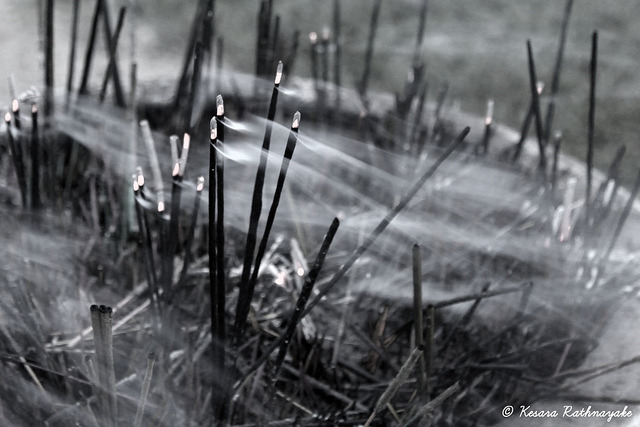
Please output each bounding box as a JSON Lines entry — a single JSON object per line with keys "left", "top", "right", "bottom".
{"left": 234, "top": 63, "right": 283, "bottom": 344}
{"left": 526, "top": 40, "right": 547, "bottom": 172}
{"left": 358, "top": 0, "right": 382, "bottom": 99}
{"left": 214, "top": 98, "right": 226, "bottom": 361}
{"left": 272, "top": 216, "right": 339, "bottom": 380}
{"left": 99, "top": 0, "right": 126, "bottom": 107}
{"left": 247, "top": 112, "right": 300, "bottom": 318}
{"left": 44, "top": 0, "right": 54, "bottom": 116}
{"left": 412, "top": 243, "right": 426, "bottom": 393}
{"left": 90, "top": 305, "right": 117, "bottom": 426}
{"left": 208, "top": 117, "right": 218, "bottom": 344}
{"left": 585, "top": 31, "right": 598, "bottom": 223}
{"left": 178, "top": 176, "right": 204, "bottom": 286}
{"left": 66, "top": 0, "right": 80, "bottom": 98}
{"left": 30, "top": 105, "right": 41, "bottom": 209}
{"left": 234, "top": 128, "right": 469, "bottom": 387}
{"left": 543, "top": 0, "right": 573, "bottom": 142}
{"left": 79, "top": 0, "right": 103, "bottom": 95}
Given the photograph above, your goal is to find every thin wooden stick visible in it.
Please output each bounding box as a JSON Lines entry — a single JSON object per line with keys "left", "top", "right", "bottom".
{"left": 234, "top": 62, "right": 283, "bottom": 344}
{"left": 208, "top": 117, "right": 218, "bottom": 342}
{"left": 272, "top": 216, "right": 340, "bottom": 380}
{"left": 90, "top": 305, "right": 117, "bottom": 426}
{"left": 133, "top": 352, "right": 156, "bottom": 427}
{"left": 364, "top": 346, "right": 424, "bottom": 427}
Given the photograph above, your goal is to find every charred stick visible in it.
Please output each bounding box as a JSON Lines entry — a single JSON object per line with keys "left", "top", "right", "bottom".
{"left": 183, "top": 42, "right": 203, "bottom": 135}
{"left": 358, "top": 0, "right": 382, "bottom": 99}
{"left": 333, "top": 0, "right": 342, "bottom": 107}
{"left": 30, "top": 105, "right": 41, "bottom": 209}
{"left": 234, "top": 63, "right": 283, "bottom": 344}
{"left": 551, "top": 130, "right": 562, "bottom": 198}
{"left": 133, "top": 177, "right": 160, "bottom": 321}
{"left": 100, "top": 0, "right": 126, "bottom": 107}
{"left": 412, "top": 244, "right": 426, "bottom": 393}
{"left": 272, "top": 216, "right": 340, "bottom": 380}
{"left": 208, "top": 117, "right": 218, "bottom": 340}
{"left": 544, "top": 0, "right": 573, "bottom": 142}
{"left": 44, "top": 0, "right": 54, "bottom": 116}
{"left": 586, "top": 31, "right": 598, "bottom": 221}
{"left": 79, "top": 0, "right": 103, "bottom": 95}
{"left": 99, "top": 6, "right": 127, "bottom": 103}
{"left": 66, "top": 0, "right": 80, "bottom": 97}
{"left": 174, "top": 0, "right": 208, "bottom": 111}
{"left": 526, "top": 40, "right": 547, "bottom": 172}
{"left": 248, "top": 112, "right": 300, "bottom": 317}
{"left": 215, "top": 99, "right": 226, "bottom": 351}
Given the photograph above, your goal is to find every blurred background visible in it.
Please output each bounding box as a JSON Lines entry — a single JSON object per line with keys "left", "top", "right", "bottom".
{"left": 1, "top": 0, "right": 640, "bottom": 183}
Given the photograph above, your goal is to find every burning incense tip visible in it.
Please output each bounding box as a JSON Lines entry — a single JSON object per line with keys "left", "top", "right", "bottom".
{"left": 196, "top": 176, "right": 205, "bottom": 192}
{"left": 133, "top": 177, "right": 140, "bottom": 192}
{"left": 31, "top": 104, "right": 38, "bottom": 114}
{"left": 292, "top": 111, "right": 301, "bottom": 129}
{"left": 11, "top": 99, "right": 19, "bottom": 113}
{"left": 275, "top": 61, "right": 283, "bottom": 85}
{"left": 216, "top": 95, "right": 224, "bottom": 116}
{"left": 158, "top": 201, "right": 165, "bottom": 213}
{"left": 536, "top": 81, "right": 545, "bottom": 95}
{"left": 178, "top": 133, "right": 191, "bottom": 177}
{"left": 4, "top": 112, "right": 11, "bottom": 123}
{"left": 136, "top": 171, "right": 145, "bottom": 188}
{"left": 485, "top": 99, "right": 494, "bottom": 126}
{"left": 172, "top": 162, "right": 180, "bottom": 178}
{"left": 210, "top": 117, "right": 218, "bottom": 140}
{"left": 309, "top": 32, "right": 318, "bottom": 44}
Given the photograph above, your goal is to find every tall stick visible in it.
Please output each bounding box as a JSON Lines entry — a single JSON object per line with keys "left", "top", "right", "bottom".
{"left": 358, "top": 0, "right": 382, "bottom": 99}
{"left": 412, "top": 244, "right": 426, "bottom": 393}
{"left": 44, "top": 0, "right": 54, "bottom": 118}
{"left": 586, "top": 31, "right": 598, "bottom": 223}
{"left": 79, "top": 0, "right": 103, "bottom": 95}
{"left": 66, "top": 0, "right": 80, "bottom": 97}
{"left": 247, "top": 112, "right": 300, "bottom": 319}
{"left": 272, "top": 217, "right": 340, "bottom": 380}
{"left": 234, "top": 63, "right": 283, "bottom": 344}
{"left": 100, "top": 0, "right": 126, "bottom": 107}
{"left": 215, "top": 97, "right": 226, "bottom": 359}
{"left": 526, "top": 40, "right": 547, "bottom": 173}
{"left": 31, "top": 105, "right": 41, "bottom": 209}
{"left": 208, "top": 117, "right": 218, "bottom": 343}
{"left": 543, "top": 0, "right": 573, "bottom": 142}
